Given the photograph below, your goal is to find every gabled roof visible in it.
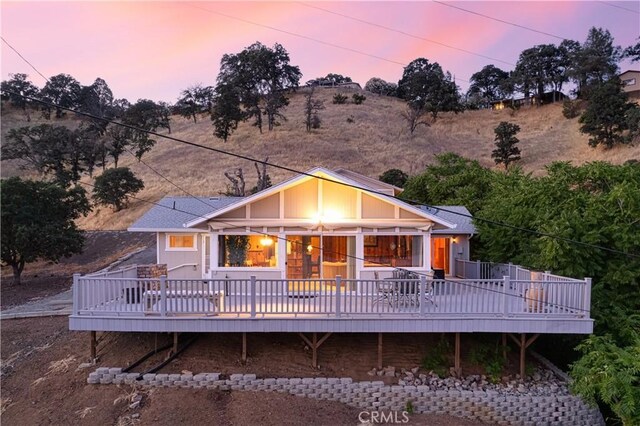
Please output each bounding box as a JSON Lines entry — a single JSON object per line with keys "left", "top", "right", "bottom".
{"left": 128, "top": 196, "right": 241, "bottom": 232}
{"left": 183, "top": 167, "right": 457, "bottom": 229}
{"left": 333, "top": 168, "right": 402, "bottom": 196}
{"left": 423, "top": 206, "right": 476, "bottom": 235}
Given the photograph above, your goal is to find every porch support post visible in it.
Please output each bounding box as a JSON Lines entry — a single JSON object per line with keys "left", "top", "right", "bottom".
{"left": 90, "top": 331, "right": 97, "bottom": 360}
{"left": 312, "top": 333, "right": 318, "bottom": 368}
{"left": 173, "top": 332, "right": 179, "bottom": 355}
{"left": 454, "top": 332, "right": 461, "bottom": 376}
{"left": 502, "top": 333, "right": 507, "bottom": 361}
{"left": 520, "top": 333, "right": 526, "bottom": 379}
{"left": 335, "top": 275, "right": 341, "bottom": 318}
{"left": 242, "top": 332, "right": 247, "bottom": 364}
{"left": 377, "top": 333, "right": 383, "bottom": 370}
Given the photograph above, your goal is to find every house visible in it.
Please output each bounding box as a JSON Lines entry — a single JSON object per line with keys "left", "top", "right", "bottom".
{"left": 491, "top": 91, "right": 567, "bottom": 110}
{"left": 620, "top": 70, "right": 640, "bottom": 101}
{"left": 126, "top": 167, "right": 473, "bottom": 281}
{"left": 69, "top": 167, "right": 593, "bottom": 374}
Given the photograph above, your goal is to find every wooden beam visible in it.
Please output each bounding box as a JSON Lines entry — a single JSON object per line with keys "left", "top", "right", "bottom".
{"left": 524, "top": 333, "right": 540, "bottom": 349}
{"left": 242, "top": 332, "right": 247, "bottom": 364}
{"left": 316, "top": 332, "right": 332, "bottom": 348}
{"left": 298, "top": 333, "right": 313, "bottom": 348}
{"left": 90, "top": 331, "right": 97, "bottom": 360}
{"left": 377, "top": 333, "right": 383, "bottom": 370}
{"left": 508, "top": 333, "right": 521, "bottom": 347}
{"left": 502, "top": 333, "right": 507, "bottom": 361}
{"left": 312, "top": 333, "right": 318, "bottom": 368}
{"left": 454, "top": 333, "right": 461, "bottom": 376}
{"left": 173, "top": 332, "right": 179, "bottom": 355}
{"left": 520, "top": 333, "right": 526, "bottom": 379}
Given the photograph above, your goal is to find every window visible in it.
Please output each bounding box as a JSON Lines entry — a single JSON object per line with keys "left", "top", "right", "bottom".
{"left": 166, "top": 234, "right": 196, "bottom": 251}
{"left": 623, "top": 78, "right": 636, "bottom": 86}
{"left": 218, "top": 235, "right": 278, "bottom": 267}
{"left": 363, "top": 235, "right": 423, "bottom": 267}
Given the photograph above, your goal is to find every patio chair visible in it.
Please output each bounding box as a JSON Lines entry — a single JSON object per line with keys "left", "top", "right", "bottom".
{"left": 372, "top": 271, "right": 397, "bottom": 307}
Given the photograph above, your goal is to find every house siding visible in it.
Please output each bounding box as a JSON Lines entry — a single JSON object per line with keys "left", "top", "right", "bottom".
{"left": 158, "top": 232, "right": 203, "bottom": 279}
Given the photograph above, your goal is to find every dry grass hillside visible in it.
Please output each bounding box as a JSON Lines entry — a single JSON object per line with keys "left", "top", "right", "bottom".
{"left": 2, "top": 88, "right": 639, "bottom": 230}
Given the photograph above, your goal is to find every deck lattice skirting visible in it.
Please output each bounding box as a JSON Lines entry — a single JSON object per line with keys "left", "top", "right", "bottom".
{"left": 89, "top": 368, "right": 604, "bottom": 426}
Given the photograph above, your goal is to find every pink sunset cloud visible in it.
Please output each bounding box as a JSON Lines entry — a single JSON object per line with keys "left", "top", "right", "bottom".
{"left": 2, "top": 1, "right": 638, "bottom": 102}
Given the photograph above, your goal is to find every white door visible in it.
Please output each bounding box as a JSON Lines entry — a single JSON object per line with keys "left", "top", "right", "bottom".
{"left": 202, "top": 235, "right": 211, "bottom": 278}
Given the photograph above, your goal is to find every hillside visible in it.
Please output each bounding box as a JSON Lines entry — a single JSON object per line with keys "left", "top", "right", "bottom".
{"left": 2, "top": 89, "right": 639, "bottom": 230}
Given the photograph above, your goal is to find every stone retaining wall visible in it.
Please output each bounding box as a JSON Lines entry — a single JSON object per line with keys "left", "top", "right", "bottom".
{"left": 88, "top": 368, "right": 603, "bottom": 425}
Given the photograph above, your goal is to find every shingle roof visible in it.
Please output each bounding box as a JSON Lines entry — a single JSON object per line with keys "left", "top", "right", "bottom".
{"left": 420, "top": 205, "right": 476, "bottom": 235}
{"left": 128, "top": 196, "right": 241, "bottom": 231}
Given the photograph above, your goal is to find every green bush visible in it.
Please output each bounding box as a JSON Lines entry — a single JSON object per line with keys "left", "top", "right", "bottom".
{"left": 421, "top": 337, "right": 450, "bottom": 377}
{"left": 562, "top": 99, "right": 580, "bottom": 119}
{"left": 352, "top": 93, "right": 367, "bottom": 105}
{"left": 332, "top": 93, "right": 348, "bottom": 104}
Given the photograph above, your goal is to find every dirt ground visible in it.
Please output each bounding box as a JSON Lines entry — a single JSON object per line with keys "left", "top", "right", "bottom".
{"left": 1, "top": 231, "right": 155, "bottom": 308}
{"left": 1, "top": 317, "right": 492, "bottom": 425}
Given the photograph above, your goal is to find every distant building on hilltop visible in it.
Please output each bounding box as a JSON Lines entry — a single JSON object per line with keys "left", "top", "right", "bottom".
{"left": 620, "top": 70, "right": 640, "bottom": 102}
{"left": 304, "top": 79, "right": 362, "bottom": 90}
{"left": 491, "top": 90, "right": 566, "bottom": 110}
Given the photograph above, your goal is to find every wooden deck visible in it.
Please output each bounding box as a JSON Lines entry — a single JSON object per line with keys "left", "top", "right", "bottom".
{"left": 69, "top": 275, "right": 593, "bottom": 334}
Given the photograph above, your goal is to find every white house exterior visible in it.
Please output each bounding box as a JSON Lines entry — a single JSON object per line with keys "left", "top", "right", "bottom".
{"left": 127, "top": 168, "right": 475, "bottom": 283}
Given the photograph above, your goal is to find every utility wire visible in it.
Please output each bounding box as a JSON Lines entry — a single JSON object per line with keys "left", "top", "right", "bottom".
{"left": 297, "top": 2, "right": 515, "bottom": 67}
{"left": 598, "top": 1, "right": 640, "bottom": 14}
{"left": 6, "top": 90, "right": 637, "bottom": 261}
{"left": 1, "top": 37, "right": 50, "bottom": 83}
{"left": 431, "top": 1, "right": 568, "bottom": 41}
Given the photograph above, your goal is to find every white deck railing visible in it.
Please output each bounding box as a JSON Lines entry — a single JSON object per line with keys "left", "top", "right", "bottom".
{"left": 454, "top": 259, "right": 534, "bottom": 281}
{"left": 72, "top": 274, "right": 592, "bottom": 319}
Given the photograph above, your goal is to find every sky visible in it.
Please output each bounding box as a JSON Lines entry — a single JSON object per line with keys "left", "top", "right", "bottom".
{"left": 1, "top": 1, "right": 639, "bottom": 103}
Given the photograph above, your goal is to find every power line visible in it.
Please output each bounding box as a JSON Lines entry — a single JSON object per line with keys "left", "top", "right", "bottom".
{"left": 1, "top": 37, "right": 50, "bottom": 83}
{"left": 297, "top": 2, "right": 515, "bottom": 67}
{"left": 7, "top": 90, "right": 637, "bottom": 261}
{"left": 598, "top": 1, "right": 640, "bottom": 14}
{"left": 431, "top": 1, "right": 568, "bottom": 41}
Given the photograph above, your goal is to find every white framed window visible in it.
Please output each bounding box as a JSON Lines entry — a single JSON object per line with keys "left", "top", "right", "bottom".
{"left": 218, "top": 235, "right": 278, "bottom": 268}
{"left": 166, "top": 234, "right": 197, "bottom": 251}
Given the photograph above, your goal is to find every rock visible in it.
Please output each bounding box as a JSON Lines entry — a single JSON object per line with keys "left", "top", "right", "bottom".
{"left": 76, "top": 363, "right": 93, "bottom": 370}
{"left": 411, "top": 367, "right": 419, "bottom": 374}
{"left": 181, "top": 370, "right": 193, "bottom": 375}
{"left": 129, "top": 401, "right": 141, "bottom": 410}
{"left": 367, "top": 369, "right": 376, "bottom": 377}
{"left": 131, "top": 414, "right": 140, "bottom": 419}
{"left": 533, "top": 372, "right": 541, "bottom": 381}
{"left": 384, "top": 366, "right": 396, "bottom": 377}
{"left": 376, "top": 370, "right": 384, "bottom": 376}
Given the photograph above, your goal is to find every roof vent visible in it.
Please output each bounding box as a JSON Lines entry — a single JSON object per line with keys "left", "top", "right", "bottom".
{"left": 209, "top": 197, "right": 220, "bottom": 201}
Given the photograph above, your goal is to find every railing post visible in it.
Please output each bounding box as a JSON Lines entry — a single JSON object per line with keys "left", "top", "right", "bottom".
{"left": 419, "top": 274, "right": 426, "bottom": 316}
{"left": 508, "top": 263, "right": 513, "bottom": 280}
{"left": 544, "top": 270, "right": 551, "bottom": 281}
{"left": 250, "top": 275, "right": 256, "bottom": 318}
{"left": 502, "top": 275, "right": 510, "bottom": 316}
{"left": 476, "top": 260, "right": 481, "bottom": 280}
{"left": 160, "top": 275, "right": 167, "bottom": 316}
{"left": 583, "top": 278, "right": 592, "bottom": 317}
{"left": 335, "top": 275, "right": 342, "bottom": 318}
{"left": 72, "top": 273, "right": 81, "bottom": 315}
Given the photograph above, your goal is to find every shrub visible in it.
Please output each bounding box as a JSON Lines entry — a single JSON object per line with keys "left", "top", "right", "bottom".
{"left": 346, "top": 116, "right": 355, "bottom": 124}
{"left": 332, "top": 93, "right": 348, "bottom": 104}
{"left": 311, "top": 114, "right": 321, "bottom": 129}
{"left": 562, "top": 99, "right": 580, "bottom": 119}
{"left": 421, "top": 337, "right": 450, "bottom": 377}
{"left": 352, "top": 93, "right": 366, "bottom": 105}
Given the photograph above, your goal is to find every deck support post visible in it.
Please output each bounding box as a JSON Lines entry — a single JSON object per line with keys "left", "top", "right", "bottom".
{"left": 508, "top": 333, "right": 540, "bottom": 379}
{"left": 173, "top": 332, "right": 179, "bottom": 355}
{"left": 377, "top": 333, "right": 383, "bottom": 370}
{"left": 298, "top": 332, "right": 332, "bottom": 368}
{"left": 90, "top": 331, "right": 97, "bottom": 360}
{"left": 454, "top": 333, "right": 461, "bottom": 376}
{"left": 241, "top": 332, "right": 247, "bottom": 364}
{"left": 502, "top": 333, "right": 507, "bottom": 361}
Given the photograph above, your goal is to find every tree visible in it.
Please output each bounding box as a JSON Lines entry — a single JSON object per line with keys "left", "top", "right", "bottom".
{"left": 579, "top": 78, "right": 634, "bottom": 148}
{"left": 397, "top": 58, "right": 463, "bottom": 120}
{"left": 3, "top": 124, "right": 99, "bottom": 185}
{"left": 78, "top": 77, "right": 114, "bottom": 135}
{"left": 364, "top": 77, "right": 397, "bottom": 96}
{"left": 570, "top": 325, "right": 640, "bottom": 426}
{"left": 311, "top": 73, "right": 352, "bottom": 85}
{"left": 1, "top": 178, "right": 90, "bottom": 284}
{"left": 211, "top": 83, "right": 244, "bottom": 142}
{"left": 513, "top": 44, "right": 565, "bottom": 104}
{"left": 176, "top": 84, "right": 214, "bottom": 123}
{"left": 623, "top": 39, "right": 640, "bottom": 62}
{"left": 303, "top": 88, "right": 325, "bottom": 132}
{"left": 379, "top": 169, "right": 408, "bottom": 188}
{"left": 214, "top": 42, "right": 301, "bottom": 134}
{"left": 92, "top": 167, "right": 144, "bottom": 211}
{"left": 492, "top": 122, "right": 521, "bottom": 168}
{"left": 0, "top": 73, "right": 40, "bottom": 121}
{"left": 569, "top": 27, "right": 622, "bottom": 98}
{"left": 400, "top": 102, "right": 430, "bottom": 135}
{"left": 40, "top": 73, "right": 82, "bottom": 118}
{"left": 468, "top": 65, "right": 510, "bottom": 107}
{"left": 401, "top": 153, "right": 495, "bottom": 214}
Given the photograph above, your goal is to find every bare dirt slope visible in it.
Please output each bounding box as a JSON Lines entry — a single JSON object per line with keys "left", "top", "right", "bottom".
{"left": 2, "top": 90, "right": 638, "bottom": 231}
{"left": 1, "top": 317, "right": 490, "bottom": 425}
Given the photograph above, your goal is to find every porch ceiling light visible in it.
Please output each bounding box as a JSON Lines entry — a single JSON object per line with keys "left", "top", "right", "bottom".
{"left": 260, "top": 236, "right": 274, "bottom": 247}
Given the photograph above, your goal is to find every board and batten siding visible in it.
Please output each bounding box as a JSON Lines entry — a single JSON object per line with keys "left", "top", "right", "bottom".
{"left": 158, "top": 232, "right": 203, "bottom": 279}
